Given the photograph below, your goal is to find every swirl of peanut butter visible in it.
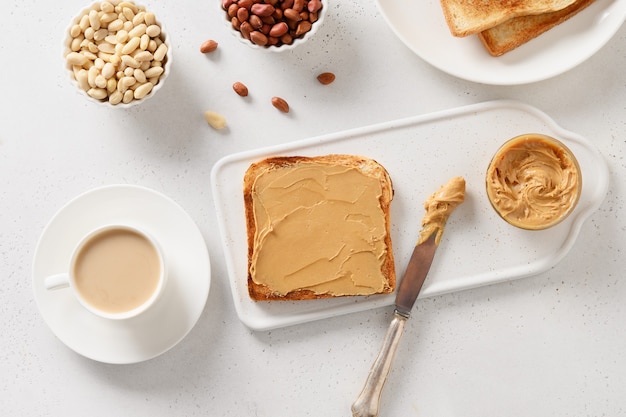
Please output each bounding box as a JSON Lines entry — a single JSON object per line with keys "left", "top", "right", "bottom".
{"left": 417, "top": 176, "right": 466, "bottom": 245}
{"left": 486, "top": 135, "right": 580, "bottom": 229}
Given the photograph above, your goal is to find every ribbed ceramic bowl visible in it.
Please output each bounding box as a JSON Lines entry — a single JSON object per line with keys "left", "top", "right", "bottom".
{"left": 63, "top": 1, "right": 171, "bottom": 108}
{"left": 222, "top": 0, "right": 327, "bottom": 52}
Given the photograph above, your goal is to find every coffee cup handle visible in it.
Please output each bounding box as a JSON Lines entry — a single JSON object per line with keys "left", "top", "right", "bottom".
{"left": 45, "top": 273, "right": 70, "bottom": 290}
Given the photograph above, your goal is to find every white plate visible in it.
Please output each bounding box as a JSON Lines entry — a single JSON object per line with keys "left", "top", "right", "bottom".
{"left": 32, "top": 185, "right": 210, "bottom": 364}
{"left": 376, "top": 0, "right": 626, "bottom": 85}
{"left": 211, "top": 100, "right": 608, "bottom": 331}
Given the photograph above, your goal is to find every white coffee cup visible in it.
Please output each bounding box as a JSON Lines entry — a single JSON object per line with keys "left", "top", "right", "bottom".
{"left": 45, "top": 224, "right": 167, "bottom": 320}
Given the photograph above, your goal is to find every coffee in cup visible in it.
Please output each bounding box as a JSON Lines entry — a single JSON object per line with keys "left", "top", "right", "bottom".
{"left": 45, "top": 224, "right": 167, "bottom": 320}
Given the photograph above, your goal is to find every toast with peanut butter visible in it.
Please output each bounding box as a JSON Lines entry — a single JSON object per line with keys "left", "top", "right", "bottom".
{"left": 439, "top": 0, "right": 577, "bottom": 37}
{"left": 478, "top": 0, "right": 596, "bottom": 56}
{"left": 243, "top": 154, "right": 396, "bottom": 301}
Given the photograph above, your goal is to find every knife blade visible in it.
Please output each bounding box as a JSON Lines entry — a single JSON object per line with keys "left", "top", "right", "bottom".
{"left": 394, "top": 233, "right": 437, "bottom": 318}
{"left": 351, "top": 176, "right": 465, "bottom": 417}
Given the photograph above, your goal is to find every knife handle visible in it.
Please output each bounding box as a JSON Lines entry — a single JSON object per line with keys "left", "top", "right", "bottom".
{"left": 351, "top": 311, "right": 407, "bottom": 417}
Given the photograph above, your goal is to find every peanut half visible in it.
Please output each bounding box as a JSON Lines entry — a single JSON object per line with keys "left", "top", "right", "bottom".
{"left": 200, "top": 39, "right": 218, "bottom": 53}
{"left": 316, "top": 72, "right": 335, "bottom": 85}
{"left": 271, "top": 96, "right": 289, "bottom": 113}
{"left": 232, "top": 81, "right": 249, "bottom": 97}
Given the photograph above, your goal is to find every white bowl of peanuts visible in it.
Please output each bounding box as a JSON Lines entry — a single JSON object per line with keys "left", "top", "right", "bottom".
{"left": 64, "top": 0, "right": 171, "bottom": 107}
{"left": 222, "top": 0, "right": 326, "bottom": 51}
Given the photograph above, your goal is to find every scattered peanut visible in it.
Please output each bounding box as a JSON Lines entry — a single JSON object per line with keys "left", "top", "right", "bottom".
{"left": 65, "top": 1, "right": 168, "bottom": 105}
{"left": 271, "top": 96, "right": 289, "bottom": 113}
{"left": 200, "top": 39, "right": 218, "bottom": 53}
{"left": 222, "top": 0, "right": 323, "bottom": 48}
{"left": 316, "top": 72, "right": 335, "bottom": 85}
{"left": 204, "top": 111, "right": 227, "bottom": 129}
{"left": 232, "top": 81, "right": 249, "bottom": 97}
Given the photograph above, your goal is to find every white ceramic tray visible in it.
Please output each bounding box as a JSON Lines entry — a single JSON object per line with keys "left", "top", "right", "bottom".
{"left": 211, "top": 100, "right": 608, "bottom": 331}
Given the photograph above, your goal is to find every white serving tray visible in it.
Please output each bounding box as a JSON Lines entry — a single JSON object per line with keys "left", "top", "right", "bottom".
{"left": 211, "top": 100, "right": 609, "bottom": 331}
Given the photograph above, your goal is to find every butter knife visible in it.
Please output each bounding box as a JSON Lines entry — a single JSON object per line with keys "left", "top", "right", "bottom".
{"left": 351, "top": 176, "right": 465, "bottom": 417}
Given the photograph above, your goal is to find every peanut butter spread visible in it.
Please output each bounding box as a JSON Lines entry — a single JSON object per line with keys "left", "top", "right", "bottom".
{"left": 249, "top": 161, "right": 389, "bottom": 296}
{"left": 486, "top": 134, "right": 581, "bottom": 230}
{"left": 417, "top": 176, "right": 466, "bottom": 245}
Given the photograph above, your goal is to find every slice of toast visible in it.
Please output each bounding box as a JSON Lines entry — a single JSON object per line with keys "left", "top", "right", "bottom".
{"left": 243, "top": 154, "right": 396, "bottom": 301}
{"left": 440, "top": 0, "right": 577, "bottom": 37}
{"left": 478, "top": 0, "right": 596, "bottom": 56}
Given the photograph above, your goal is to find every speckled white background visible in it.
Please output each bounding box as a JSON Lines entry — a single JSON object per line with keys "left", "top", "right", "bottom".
{"left": 1, "top": 0, "right": 625, "bottom": 416}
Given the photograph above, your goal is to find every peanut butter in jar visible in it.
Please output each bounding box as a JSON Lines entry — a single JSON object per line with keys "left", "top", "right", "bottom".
{"left": 486, "top": 134, "right": 582, "bottom": 230}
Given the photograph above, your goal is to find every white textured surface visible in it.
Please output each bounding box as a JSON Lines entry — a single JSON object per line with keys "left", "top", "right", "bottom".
{"left": 1, "top": 0, "right": 625, "bottom": 416}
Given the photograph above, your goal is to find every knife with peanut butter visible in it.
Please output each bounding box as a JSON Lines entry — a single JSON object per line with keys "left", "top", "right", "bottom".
{"left": 352, "top": 176, "right": 466, "bottom": 417}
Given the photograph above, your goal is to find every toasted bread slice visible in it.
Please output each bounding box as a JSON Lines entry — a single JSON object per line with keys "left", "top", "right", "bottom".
{"left": 244, "top": 154, "right": 395, "bottom": 301}
{"left": 478, "top": 0, "right": 596, "bottom": 56}
{"left": 440, "top": 0, "right": 577, "bottom": 37}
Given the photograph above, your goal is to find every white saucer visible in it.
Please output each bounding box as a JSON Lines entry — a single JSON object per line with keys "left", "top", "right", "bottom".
{"left": 32, "top": 185, "right": 210, "bottom": 364}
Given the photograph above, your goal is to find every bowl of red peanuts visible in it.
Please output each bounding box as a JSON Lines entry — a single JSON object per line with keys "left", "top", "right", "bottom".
{"left": 63, "top": 0, "right": 171, "bottom": 107}
{"left": 222, "top": 0, "right": 326, "bottom": 51}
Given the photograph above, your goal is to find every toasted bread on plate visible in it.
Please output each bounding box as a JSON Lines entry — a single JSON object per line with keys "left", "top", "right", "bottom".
{"left": 478, "top": 0, "right": 596, "bottom": 56}
{"left": 440, "top": 0, "right": 577, "bottom": 37}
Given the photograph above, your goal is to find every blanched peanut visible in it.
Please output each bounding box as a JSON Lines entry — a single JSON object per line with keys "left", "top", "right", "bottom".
{"left": 88, "top": 10, "right": 100, "bottom": 30}
{"left": 106, "top": 77, "right": 117, "bottom": 92}
{"left": 140, "top": 33, "right": 150, "bottom": 50}
{"left": 121, "top": 36, "right": 140, "bottom": 54}
{"left": 117, "top": 76, "right": 136, "bottom": 92}
{"left": 128, "top": 23, "right": 146, "bottom": 38}
{"left": 133, "top": 68, "right": 146, "bottom": 83}
{"left": 101, "top": 62, "right": 115, "bottom": 79}
{"left": 144, "top": 12, "right": 156, "bottom": 26}
{"left": 100, "top": 1, "right": 115, "bottom": 13}
{"left": 153, "top": 43, "right": 167, "bottom": 61}
{"left": 87, "top": 66, "right": 98, "bottom": 87}
{"left": 204, "top": 111, "right": 227, "bottom": 130}
{"left": 133, "top": 50, "right": 153, "bottom": 61}
{"left": 95, "top": 74, "right": 108, "bottom": 88}
{"left": 87, "top": 87, "right": 107, "bottom": 99}
{"left": 132, "top": 11, "right": 145, "bottom": 26}
{"left": 146, "top": 24, "right": 160, "bottom": 37}
{"left": 76, "top": 69, "right": 90, "bottom": 91}
{"left": 109, "top": 90, "right": 123, "bottom": 104}
{"left": 70, "top": 24, "right": 82, "bottom": 37}
{"left": 116, "top": 29, "right": 129, "bottom": 43}
{"left": 144, "top": 66, "right": 163, "bottom": 78}
{"left": 70, "top": 37, "right": 83, "bottom": 52}
{"left": 79, "top": 15, "right": 90, "bottom": 31}
{"left": 122, "top": 7, "right": 135, "bottom": 21}
{"left": 122, "top": 89, "right": 134, "bottom": 103}
{"left": 100, "top": 12, "right": 118, "bottom": 23}
{"left": 66, "top": 52, "right": 88, "bottom": 66}
{"left": 97, "top": 42, "right": 116, "bottom": 54}
{"left": 121, "top": 54, "right": 139, "bottom": 68}
{"left": 133, "top": 82, "right": 153, "bottom": 99}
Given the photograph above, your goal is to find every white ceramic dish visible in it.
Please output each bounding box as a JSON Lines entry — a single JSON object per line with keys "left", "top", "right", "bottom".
{"left": 211, "top": 100, "right": 608, "bottom": 331}
{"left": 376, "top": 0, "right": 626, "bottom": 85}
{"left": 221, "top": 0, "right": 327, "bottom": 52}
{"left": 32, "top": 185, "right": 210, "bottom": 364}
{"left": 63, "top": 1, "right": 172, "bottom": 108}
